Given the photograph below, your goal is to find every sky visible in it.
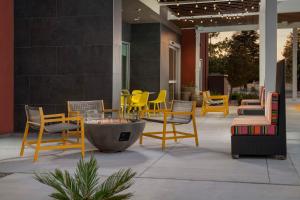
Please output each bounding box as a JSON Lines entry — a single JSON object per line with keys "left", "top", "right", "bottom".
{"left": 211, "top": 29, "right": 292, "bottom": 61}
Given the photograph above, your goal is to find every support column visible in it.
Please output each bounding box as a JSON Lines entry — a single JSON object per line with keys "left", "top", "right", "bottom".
{"left": 112, "top": 0, "right": 122, "bottom": 108}
{"left": 292, "top": 28, "right": 298, "bottom": 100}
{"left": 195, "top": 30, "right": 202, "bottom": 92}
{"left": 0, "top": 0, "right": 14, "bottom": 133}
{"left": 259, "top": 0, "right": 277, "bottom": 92}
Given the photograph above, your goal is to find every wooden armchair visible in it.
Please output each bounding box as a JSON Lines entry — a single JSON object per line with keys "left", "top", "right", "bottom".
{"left": 140, "top": 100, "right": 199, "bottom": 150}
{"left": 20, "top": 105, "right": 85, "bottom": 161}
{"left": 201, "top": 91, "right": 229, "bottom": 116}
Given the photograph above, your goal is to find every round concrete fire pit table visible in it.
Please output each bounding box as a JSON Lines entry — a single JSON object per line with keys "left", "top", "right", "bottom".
{"left": 85, "top": 119, "right": 145, "bottom": 152}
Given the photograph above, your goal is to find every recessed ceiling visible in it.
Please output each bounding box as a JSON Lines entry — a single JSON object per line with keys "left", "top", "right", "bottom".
{"left": 122, "top": 0, "right": 161, "bottom": 24}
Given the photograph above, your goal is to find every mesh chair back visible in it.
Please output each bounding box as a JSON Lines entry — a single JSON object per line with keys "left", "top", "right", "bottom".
{"left": 170, "top": 100, "right": 194, "bottom": 123}
{"left": 25, "top": 105, "right": 42, "bottom": 126}
{"left": 68, "top": 100, "right": 104, "bottom": 116}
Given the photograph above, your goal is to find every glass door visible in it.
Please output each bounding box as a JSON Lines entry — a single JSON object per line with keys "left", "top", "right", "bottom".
{"left": 122, "top": 42, "right": 130, "bottom": 90}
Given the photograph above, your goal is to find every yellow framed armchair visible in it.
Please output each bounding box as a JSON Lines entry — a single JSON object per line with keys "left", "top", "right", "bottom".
{"left": 201, "top": 91, "right": 229, "bottom": 116}
{"left": 20, "top": 105, "right": 85, "bottom": 162}
{"left": 140, "top": 100, "right": 199, "bottom": 150}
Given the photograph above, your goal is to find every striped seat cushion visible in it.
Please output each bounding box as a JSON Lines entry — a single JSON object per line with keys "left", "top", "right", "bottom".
{"left": 231, "top": 92, "right": 279, "bottom": 136}
{"left": 231, "top": 117, "right": 277, "bottom": 136}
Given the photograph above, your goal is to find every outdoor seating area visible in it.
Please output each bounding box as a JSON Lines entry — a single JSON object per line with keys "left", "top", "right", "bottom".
{"left": 1, "top": 0, "right": 300, "bottom": 199}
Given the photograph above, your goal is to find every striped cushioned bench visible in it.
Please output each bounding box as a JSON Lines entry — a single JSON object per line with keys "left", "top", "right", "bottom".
{"left": 231, "top": 92, "right": 279, "bottom": 136}
{"left": 241, "top": 87, "right": 265, "bottom": 105}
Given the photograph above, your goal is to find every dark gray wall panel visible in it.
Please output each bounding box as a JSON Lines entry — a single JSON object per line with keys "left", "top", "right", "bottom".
{"left": 15, "top": 47, "right": 57, "bottom": 75}
{"left": 57, "top": 0, "right": 112, "bottom": 17}
{"left": 14, "top": 0, "right": 115, "bottom": 131}
{"left": 122, "top": 22, "right": 131, "bottom": 43}
{"left": 130, "top": 23, "right": 161, "bottom": 92}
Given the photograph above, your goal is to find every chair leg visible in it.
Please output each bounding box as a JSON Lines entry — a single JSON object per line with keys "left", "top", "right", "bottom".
{"left": 80, "top": 119, "right": 85, "bottom": 159}
{"left": 139, "top": 134, "right": 143, "bottom": 145}
{"left": 34, "top": 125, "right": 44, "bottom": 162}
{"left": 162, "top": 120, "right": 167, "bottom": 150}
{"left": 145, "top": 105, "right": 150, "bottom": 118}
{"left": 192, "top": 116, "right": 199, "bottom": 147}
{"left": 20, "top": 123, "right": 30, "bottom": 157}
{"left": 200, "top": 107, "right": 206, "bottom": 116}
{"left": 172, "top": 124, "right": 177, "bottom": 142}
{"left": 164, "top": 102, "right": 167, "bottom": 110}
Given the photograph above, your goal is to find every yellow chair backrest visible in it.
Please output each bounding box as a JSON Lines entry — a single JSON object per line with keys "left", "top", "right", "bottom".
{"left": 120, "top": 90, "right": 130, "bottom": 106}
{"left": 138, "top": 92, "right": 150, "bottom": 107}
{"left": 132, "top": 90, "right": 142, "bottom": 95}
{"left": 156, "top": 90, "right": 167, "bottom": 102}
{"left": 131, "top": 90, "right": 142, "bottom": 104}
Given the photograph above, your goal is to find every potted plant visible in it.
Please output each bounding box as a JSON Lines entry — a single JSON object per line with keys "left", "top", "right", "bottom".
{"left": 34, "top": 157, "right": 136, "bottom": 200}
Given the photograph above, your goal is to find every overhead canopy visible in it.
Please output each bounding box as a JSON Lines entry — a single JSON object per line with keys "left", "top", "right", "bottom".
{"left": 156, "top": 0, "right": 300, "bottom": 29}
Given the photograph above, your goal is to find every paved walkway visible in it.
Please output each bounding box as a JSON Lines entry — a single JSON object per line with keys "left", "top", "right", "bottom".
{"left": 0, "top": 103, "right": 300, "bottom": 200}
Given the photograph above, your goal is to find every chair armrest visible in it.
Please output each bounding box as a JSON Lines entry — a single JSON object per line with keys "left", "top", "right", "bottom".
{"left": 44, "top": 116, "right": 83, "bottom": 123}
{"left": 44, "top": 113, "right": 65, "bottom": 119}
{"left": 68, "top": 111, "right": 81, "bottom": 117}
{"left": 208, "top": 95, "right": 228, "bottom": 100}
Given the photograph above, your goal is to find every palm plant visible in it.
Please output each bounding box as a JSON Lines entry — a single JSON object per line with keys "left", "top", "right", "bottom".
{"left": 34, "top": 157, "right": 136, "bottom": 200}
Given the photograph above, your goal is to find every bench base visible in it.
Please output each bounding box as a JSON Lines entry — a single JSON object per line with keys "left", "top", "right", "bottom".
{"left": 231, "top": 135, "right": 286, "bottom": 159}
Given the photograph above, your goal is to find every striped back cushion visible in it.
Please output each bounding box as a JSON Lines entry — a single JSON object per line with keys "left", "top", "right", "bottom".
{"left": 265, "top": 92, "right": 279, "bottom": 125}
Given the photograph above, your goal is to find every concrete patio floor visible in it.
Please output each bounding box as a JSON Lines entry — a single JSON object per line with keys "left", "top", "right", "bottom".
{"left": 0, "top": 102, "right": 300, "bottom": 200}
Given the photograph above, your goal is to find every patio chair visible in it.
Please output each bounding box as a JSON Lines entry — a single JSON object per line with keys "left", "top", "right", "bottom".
{"left": 140, "top": 100, "right": 199, "bottom": 150}
{"left": 148, "top": 89, "right": 168, "bottom": 113}
{"left": 237, "top": 89, "right": 265, "bottom": 116}
{"left": 231, "top": 91, "right": 285, "bottom": 158}
{"left": 131, "top": 90, "right": 143, "bottom": 104}
{"left": 128, "top": 92, "right": 150, "bottom": 115}
{"left": 120, "top": 89, "right": 131, "bottom": 112}
{"left": 67, "top": 100, "right": 119, "bottom": 118}
{"left": 20, "top": 105, "right": 85, "bottom": 162}
{"left": 241, "top": 86, "right": 265, "bottom": 105}
{"left": 201, "top": 91, "right": 229, "bottom": 116}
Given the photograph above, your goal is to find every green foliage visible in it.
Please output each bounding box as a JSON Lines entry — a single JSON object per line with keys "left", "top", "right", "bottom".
{"left": 34, "top": 157, "right": 136, "bottom": 200}
{"left": 209, "top": 31, "right": 260, "bottom": 91}
{"left": 282, "top": 30, "right": 300, "bottom": 83}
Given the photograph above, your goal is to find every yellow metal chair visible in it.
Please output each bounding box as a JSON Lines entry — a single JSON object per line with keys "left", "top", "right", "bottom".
{"left": 131, "top": 90, "right": 142, "bottom": 104}
{"left": 20, "top": 105, "right": 85, "bottom": 162}
{"left": 148, "top": 90, "right": 168, "bottom": 113}
{"left": 129, "top": 91, "right": 150, "bottom": 113}
{"left": 201, "top": 91, "right": 229, "bottom": 116}
{"left": 140, "top": 100, "right": 199, "bottom": 150}
{"left": 120, "top": 90, "right": 131, "bottom": 112}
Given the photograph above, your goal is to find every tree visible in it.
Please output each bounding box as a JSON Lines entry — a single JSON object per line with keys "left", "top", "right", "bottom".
{"left": 225, "top": 31, "right": 260, "bottom": 90}
{"left": 208, "top": 31, "right": 260, "bottom": 93}
{"left": 208, "top": 33, "right": 230, "bottom": 74}
{"left": 282, "top": 29, "right": 300, "bottom": 83}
